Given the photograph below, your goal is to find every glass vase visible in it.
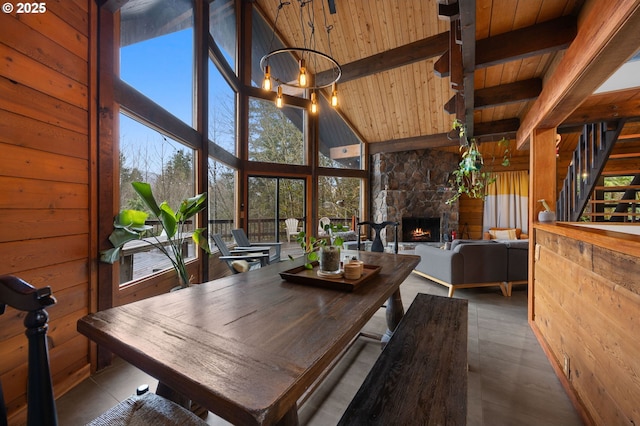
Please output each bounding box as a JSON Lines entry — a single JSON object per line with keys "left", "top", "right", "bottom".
{"left": 319, "top": 245, "right": 341, "bottom": 274}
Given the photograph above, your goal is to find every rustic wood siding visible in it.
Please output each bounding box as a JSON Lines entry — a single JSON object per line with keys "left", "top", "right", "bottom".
{"left": 0, "top": 1, "right": 93, "bottom": 423}
{"left": 532, "top": 227, "right": 640, "bottom": 425}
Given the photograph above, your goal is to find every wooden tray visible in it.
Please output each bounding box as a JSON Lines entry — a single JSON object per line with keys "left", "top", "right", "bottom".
{"left": 280, "top": 262, "right": 381, "bottom": 292}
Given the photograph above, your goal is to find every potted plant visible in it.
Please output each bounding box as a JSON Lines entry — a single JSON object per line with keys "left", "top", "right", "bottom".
{"left": 446, "top": 119, "right": 511, "bottom": 204}
{"left": 290, "top": 223, "right": 346, "bottom": 270}
{"left": 100, "top": 182, "right": 210, "bottom": 289}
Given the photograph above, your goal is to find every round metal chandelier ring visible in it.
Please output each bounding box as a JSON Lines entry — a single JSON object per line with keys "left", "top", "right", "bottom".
{"left": 260, "top": 47, "right": 342, "bottom": 90}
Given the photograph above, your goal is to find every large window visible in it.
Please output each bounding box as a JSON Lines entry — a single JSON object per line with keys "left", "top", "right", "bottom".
{"left": 119, "top": 112, "right": 197, "bottom": 284}
{"left": 318, "top": 176, "right": 362, "bottom": 226}
{"left": 208, "top": 159, "right": 236, "bottom": 240}
{"left": 209, "top": 58, "right": 236, "bottom": 154}
{"left": 247, "top": 177, "right": 305, "bottom": 243}
{"left": 248, "top": 98, "right": 305, "bottom": 165}
{"left": 119, "top": 0, "right": 194, "bottom": 126}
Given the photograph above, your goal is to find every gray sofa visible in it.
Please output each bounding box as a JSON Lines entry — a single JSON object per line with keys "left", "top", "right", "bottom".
{"left": 412, "top": 239, "right": 528, "bottom": 297}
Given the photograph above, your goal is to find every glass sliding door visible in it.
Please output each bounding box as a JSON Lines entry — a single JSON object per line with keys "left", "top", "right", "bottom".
{"left": 247, "top": 177, "right": 305, "bottom": 243}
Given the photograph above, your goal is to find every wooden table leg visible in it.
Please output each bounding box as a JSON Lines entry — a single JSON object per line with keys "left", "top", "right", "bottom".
{"left": 274, "top": 406, "right": 299, "bottom": 425}
{"left": 156, "top": 381, "right": 191, "bottom": 409}
{"left": 382, "top": 288, "right": 404, "bottom": 343}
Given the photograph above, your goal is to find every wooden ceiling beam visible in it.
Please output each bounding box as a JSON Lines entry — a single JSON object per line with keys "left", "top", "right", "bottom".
{"left": 474, "top": 79, "right": 542, "bottom": 110}
{"left": 434, "top": 16, "right": 577, "bottom": 77}
{"left": 370, "top": 118, "right": 520, "bottom": 154}
{"left": 444, "top": 79, "right": 542, "bottom": 114}
{"left": 369, "top": 133, "right": 458, "bottom": 154}
{"left": 315, "top": 32, "right": 449, "bottom": 84}
{"left": 474, "top": 118, "right": 520, "bottom": 140}
{"left": 517, "top": 1, "right": 640, "bottom": 149}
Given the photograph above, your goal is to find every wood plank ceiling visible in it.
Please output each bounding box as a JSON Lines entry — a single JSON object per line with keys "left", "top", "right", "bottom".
{"left": 254, "top": 0, "right": 640, "bottom": 157}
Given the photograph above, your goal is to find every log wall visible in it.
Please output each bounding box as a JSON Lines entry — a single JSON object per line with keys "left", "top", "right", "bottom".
{"left": 0, "top": 1, "right": 94, "bottom": 423}
{"left": 532, "top": 224, "right": 640, "bottom": 425}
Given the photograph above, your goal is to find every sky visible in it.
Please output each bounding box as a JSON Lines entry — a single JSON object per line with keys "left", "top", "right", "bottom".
{"left": 119, "top": 28, "right": 236, "bottom": 173}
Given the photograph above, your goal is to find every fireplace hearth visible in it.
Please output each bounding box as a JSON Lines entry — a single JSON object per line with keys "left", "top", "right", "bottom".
{"left": 402, "top": 217, "right": 441, "bottom": 242}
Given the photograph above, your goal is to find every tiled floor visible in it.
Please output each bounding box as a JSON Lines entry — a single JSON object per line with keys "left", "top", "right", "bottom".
{"left": 57, "top": 272, "right": 584, "bottom": 426}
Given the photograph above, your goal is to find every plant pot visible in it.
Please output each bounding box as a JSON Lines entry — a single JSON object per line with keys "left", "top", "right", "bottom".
{"left": 538, "top": 210, "right": 556, "bottom": 222}
{"left": 319, "top": 245, "right": 341, "bottom": 274}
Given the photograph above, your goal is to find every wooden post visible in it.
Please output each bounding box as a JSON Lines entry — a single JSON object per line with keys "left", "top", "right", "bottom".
{"left": 529, "top": 128, "right": 557, "bottom": 322}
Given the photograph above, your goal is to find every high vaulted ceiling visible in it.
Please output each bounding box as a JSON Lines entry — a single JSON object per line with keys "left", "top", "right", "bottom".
{"left": 254, "top": 0, "right": 640, "bottom": 156}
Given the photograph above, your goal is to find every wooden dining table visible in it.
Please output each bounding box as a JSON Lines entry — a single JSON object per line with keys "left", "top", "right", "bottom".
{"left": 77, "top": 250, "right": 420, "bottom": 425}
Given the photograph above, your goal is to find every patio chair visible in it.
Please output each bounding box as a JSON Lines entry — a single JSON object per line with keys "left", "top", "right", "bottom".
{"left": 211, "top": 233, "right": 269, "bottom": 274}
{"left": 231, "top": 229, "right": 282, "bottom": 263}
{"left": 318, "top": 217, "right": 331, "bottom": 236}
{"left": 285, "top": 218, "right": 300, "bottom": 242}
{"left": 0, "top": 275, "right": 208, "bottom": 426}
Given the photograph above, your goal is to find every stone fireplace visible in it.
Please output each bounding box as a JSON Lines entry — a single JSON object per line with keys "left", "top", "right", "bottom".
{"left": 370, "top": 149, "right": 459, "bottom": 244}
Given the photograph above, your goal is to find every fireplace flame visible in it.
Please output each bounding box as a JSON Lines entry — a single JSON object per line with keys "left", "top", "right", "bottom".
{"left": 411, "top": 228, "right": 431, "bottom": 238}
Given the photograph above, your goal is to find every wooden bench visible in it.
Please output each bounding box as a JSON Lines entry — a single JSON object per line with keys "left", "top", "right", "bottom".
{"left": 338, "top": 293, "right": 468, "bottom": 426}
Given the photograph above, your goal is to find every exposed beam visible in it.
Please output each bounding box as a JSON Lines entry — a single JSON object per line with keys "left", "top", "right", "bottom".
{"left": 474, "top": 118, "right": 520, "bottom": 139}
{"left": 370, "top": 133, "right": 457, "bottom": 154}
{"left": 445, "top": 79, "right": 542, "bottom": 113}
{"left": 434, "top": 16, "right": 577, "bottom": 77}
{"left": 517, "top": 1, "right": 640, "bottom": 149}
{"left": 370, "top": 118, "right": 520, "bottom": 154}
{"left": 315, "top": 32, "right": 449, "bottom": 84}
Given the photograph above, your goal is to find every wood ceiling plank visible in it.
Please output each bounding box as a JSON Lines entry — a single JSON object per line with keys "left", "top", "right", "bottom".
{"left": 517, "top": 0, "right": 640, "bottom": 148}
{"left": 488, "top": 0, "right": 517, "bottom": 36}
{"left": 475, "top": 0, "right": 493, "bottom": 39}
{"left": 561, "top": 98, "right": 640, "bottom": 126}
{"left": 512, "top": 0, "right": 543, "bottom": 28}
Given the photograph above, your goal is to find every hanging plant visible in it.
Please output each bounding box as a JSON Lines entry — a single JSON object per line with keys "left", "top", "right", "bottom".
{"left": 446, "top": 119, "right": 511, "bottom": 204}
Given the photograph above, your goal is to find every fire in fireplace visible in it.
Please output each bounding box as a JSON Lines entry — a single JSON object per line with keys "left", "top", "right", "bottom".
{"left": 402, "top": 217, "right": 441, "bottom": 242}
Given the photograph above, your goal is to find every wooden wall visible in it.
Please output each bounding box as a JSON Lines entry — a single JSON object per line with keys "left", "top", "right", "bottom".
{"left": 532, "top": 225, "right": 640, "bottom": 425}
{"left": 458, "top": 196, "right": 484, "bottom": 239}
{"left": 0, "top": 1, "right": 94, "bottom": 423}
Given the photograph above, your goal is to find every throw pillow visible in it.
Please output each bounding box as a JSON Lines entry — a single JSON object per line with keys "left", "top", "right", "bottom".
{"left": 488, "top": 227, "right": 522, "bottom": 239}
{"left": 231, "top": 260, "right": 250, "bottom": 273}
{"left": 491, "top": 229, "right": 517, "bottom": 240}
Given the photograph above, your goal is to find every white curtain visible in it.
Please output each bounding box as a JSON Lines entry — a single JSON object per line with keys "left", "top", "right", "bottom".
{"left": 483, "top": 171, "right": 529, "bottom": 233}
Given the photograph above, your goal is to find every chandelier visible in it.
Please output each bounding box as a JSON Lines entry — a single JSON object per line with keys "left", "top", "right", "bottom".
{"left": 260, "top": 0, "right": 342, "bottom": 114}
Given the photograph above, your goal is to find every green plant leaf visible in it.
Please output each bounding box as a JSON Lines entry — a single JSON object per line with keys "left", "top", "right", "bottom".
{"left": 115, "top": 210, "right": 150, "bottom": 231}
{"left": 178, "top": 192, "right": 207, "bottom": 221}
{"left": 158, "top": 202, "right": 177, "bottom": 238}
{"left": 192, "top": 228, "right": 210, "bottom": 254}
{"left": 100, "top": 247, "right": 122, "bottom": 264}
{"left": 107, "top": 227, "right": 141, "bottom": 249}
{"left": 132, "top": 182, "right": 161, "bottom": 216}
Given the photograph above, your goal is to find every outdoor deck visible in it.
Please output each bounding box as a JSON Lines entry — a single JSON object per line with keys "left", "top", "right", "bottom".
{"left": 125, "top": 240, "right": 305, "bottom": 283}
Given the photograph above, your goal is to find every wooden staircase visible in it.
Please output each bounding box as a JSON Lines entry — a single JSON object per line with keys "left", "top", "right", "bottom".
{"left": 557, "top": 120, "right": 627, "bottom": 221}
{"left": 586, "top": 174, "right": 640, "bottom": 222}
